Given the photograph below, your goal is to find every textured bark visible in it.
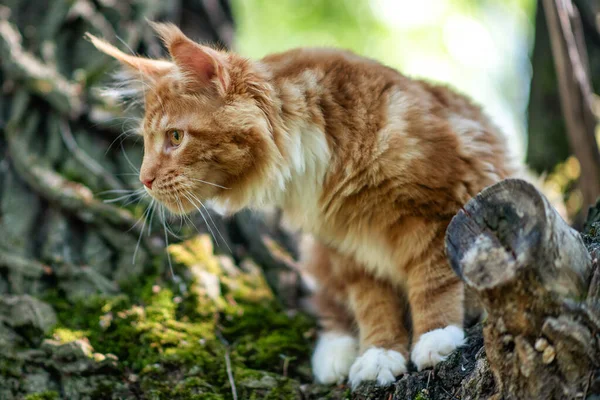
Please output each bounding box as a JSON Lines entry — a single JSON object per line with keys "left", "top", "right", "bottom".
{"left": 0, "top": 1, "right": 308, "bottom": 399}
{"left": 446, "top": 179, "right": 599, "bottom": 400}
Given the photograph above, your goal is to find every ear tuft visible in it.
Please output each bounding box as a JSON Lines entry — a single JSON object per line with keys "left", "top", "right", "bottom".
{"left": 147, "top": 21, "right": 229, "bottom": 93}
{"left": 86, "top": 32, "right": 172, "bottom": 79}
{"left": 148, "top": 21, "right": 186, "bottom": 48}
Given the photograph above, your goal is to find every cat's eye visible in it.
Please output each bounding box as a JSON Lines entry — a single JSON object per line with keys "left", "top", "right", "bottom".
{"left": 168, "top": 129, "right": 184, "bottom": 147}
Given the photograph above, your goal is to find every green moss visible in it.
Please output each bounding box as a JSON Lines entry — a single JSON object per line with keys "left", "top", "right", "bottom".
{"left": 44, "top": 234, "right": 315, "bottom": 399}
{"left": 227, "top": 304, "right": 313, "bottom": 373}
{"left": 236, "top": 369, "right": 301, "bottom": 400}
{"left": 24, "top": 391, "right": 60, "bottom": 400}
{"left": 52, "top": 327, "right": 90, "bottom": 343}
{"left": 141, "top": 376, "right": 225, "bottom": 400}
{"left": 414, "top": 389, "right": 431, "bottom": 400}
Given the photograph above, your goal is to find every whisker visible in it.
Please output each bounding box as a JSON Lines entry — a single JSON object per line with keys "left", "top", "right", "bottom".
{"left": 115, "top": 173, "right": 140, "bottom": 177}
{"left": 120, "top": 142, "right": 140, "bottom": 174}
{"left": 147, "top": 200, "right": 156, "bottom": 237}
{"left": 176, "top": 194, "right": 203, "bottom": 237}
{"left": 160, "top": 206, "right": 175, "bottom": 279}
{"left": 157, "top": 204, "right": 185, "bottom": 240}
{"left": 103, "top": 190, "right": 145, "bottom": 204}
{"left": 183, "top": 191, "right": 219, "bottom": 246}
{"left": 97, "top": 188, "right": 143, "bottom": 195}
{"left": 105, "top": 127, "right": 140, "bottom": 154}
{"left": 174, "top": 195, "right": 187, "bottom": 232}
{"left": 186, "top": 177, "right": 230, "bottom": 190}
{"left": 125, "top": 194, "right": 151, "bottom": 234}
{"left": 122, "top": 192, "right": 148, "bottom": 207}
{"left": 200, "top": 199, "right": 231, "bottom": 252}
{"left": 133, "top": 202, "right": 152, "bottom": 263}
{"left": 186, "top": 190, "right": 231, "bottom": 252}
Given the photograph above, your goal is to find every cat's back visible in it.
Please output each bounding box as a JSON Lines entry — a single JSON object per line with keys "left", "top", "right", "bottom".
{"left": 261, "top": 47, "right": 402, "bottom": 93}
{"left": 262, "top": 47, "right": 515, "bottom": 195}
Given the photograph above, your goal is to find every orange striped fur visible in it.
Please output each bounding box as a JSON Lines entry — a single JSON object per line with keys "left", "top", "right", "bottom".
{"left": 89, "top": 22, "right": 516, "bottom": 388}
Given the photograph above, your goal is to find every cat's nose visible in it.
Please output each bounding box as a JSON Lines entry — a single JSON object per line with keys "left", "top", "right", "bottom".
{"left": 141, "top": 177, "right": 155, "bottom": 189}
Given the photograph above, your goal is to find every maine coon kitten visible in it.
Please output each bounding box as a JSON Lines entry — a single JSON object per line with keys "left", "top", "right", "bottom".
{"left": 88, "top": 22, "right": 516, "bottom": 388}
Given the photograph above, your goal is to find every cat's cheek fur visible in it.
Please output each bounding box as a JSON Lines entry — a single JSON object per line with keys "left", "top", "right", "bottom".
{"left": 410, "top": 325, "right": 465, "bottom": 371}
{"left": 348, "top": 347, "right": 407, "bottom": 388}
{"left": 311, "top": 332, "right": 358, "bottom": 384}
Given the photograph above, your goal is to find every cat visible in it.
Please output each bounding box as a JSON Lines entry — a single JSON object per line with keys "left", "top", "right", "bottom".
{"left": 87, "top": 22, "right": 516, "bottom": 388}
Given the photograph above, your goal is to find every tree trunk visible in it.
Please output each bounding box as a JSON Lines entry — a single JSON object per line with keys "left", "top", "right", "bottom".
{"left": 542, "top": 0, "right": 600, "bottom": 210}
{"left": 527, "top": 0, "right": 600, "bottom": 218}
{"left": 0, "top": 1, "right": 306, "bottom": 399}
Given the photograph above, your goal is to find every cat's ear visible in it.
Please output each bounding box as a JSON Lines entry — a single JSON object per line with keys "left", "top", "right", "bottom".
{"left": 150, "top": 22, "right": 230, "bottom": 94}
{"left": 85, "top": 33, "right": 173, "bottom": 81}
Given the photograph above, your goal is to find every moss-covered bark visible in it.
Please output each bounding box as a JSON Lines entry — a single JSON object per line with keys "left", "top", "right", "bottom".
{"left": 0, "top": 0, "right": 318, "bottom": 398}
{"left": 0, "top": 233, "right": 492, "bottom": 400}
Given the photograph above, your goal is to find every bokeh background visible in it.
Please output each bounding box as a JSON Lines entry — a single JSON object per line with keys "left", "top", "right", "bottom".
{"left": 234, "top": 0, "right": 533, "bottom": 159}
{"left": 1, "top": 0, "right": 599, "bottom": 399}
{"left": 231, "top": 0, "right": 599, "bottom": 220}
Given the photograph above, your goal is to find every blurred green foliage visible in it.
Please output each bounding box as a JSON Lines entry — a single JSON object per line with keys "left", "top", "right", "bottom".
{"left": 232, "top": 0, "right": 536, "bottom": 158}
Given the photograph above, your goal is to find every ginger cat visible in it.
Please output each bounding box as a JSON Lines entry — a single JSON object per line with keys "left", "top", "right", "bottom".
{"left": 88, "top": 22, "right": 515, "bottom": 388}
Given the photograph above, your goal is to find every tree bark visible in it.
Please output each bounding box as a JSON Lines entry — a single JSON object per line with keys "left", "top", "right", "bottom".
{"left": 446, "top": 179, "right": 598, "bottom": 400}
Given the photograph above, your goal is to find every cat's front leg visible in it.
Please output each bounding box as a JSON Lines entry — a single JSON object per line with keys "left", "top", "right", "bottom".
{"left": 346, "top": 275, "right": 409, "bottom": 388}
{"left": 305, "top": 240, "right": 359, "bottom": 384}
{"left": 311, "top": 290, "right": 358, "bottom": 384}
{"left": 407, "top": 243, "right": 466, "bottom": 371}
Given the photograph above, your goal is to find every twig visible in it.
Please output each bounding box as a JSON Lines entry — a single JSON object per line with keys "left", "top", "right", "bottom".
{"left": 0, "top": 248, "right": 48, "bottom": 278}
{"left": 583, "top": 370, "right": 594, "bottom": 399}
{"left": 216, "top": 331, "right": 238, "bottom": 400}
{"left": 224, "top": 348, "right": 238, "bottom": 400}
{"left": 438, "top": 383, "right": 459, "bottom": 400}
{"left": 426, "top": 370, "right": 432, "bottom": 389}
{"left": 67, "top": 0, "right": 117, "bottom": 41}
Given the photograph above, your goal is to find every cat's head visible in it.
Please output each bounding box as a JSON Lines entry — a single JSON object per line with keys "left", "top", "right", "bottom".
{"left": 88, "top": 23, "right": 280, "bottom": 214}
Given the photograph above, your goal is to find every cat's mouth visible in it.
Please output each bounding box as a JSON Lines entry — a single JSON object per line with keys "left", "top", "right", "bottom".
{"left": 146, "top": 187, "right": 200, "bottom": 215}
{"left": 144, "top": 173, "right": 222, "bottom": 215}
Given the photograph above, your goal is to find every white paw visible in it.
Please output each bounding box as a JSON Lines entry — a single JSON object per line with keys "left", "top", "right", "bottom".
{"left": 348, "top": 347, "right": 407, "bottom": 389}
{"left": 312, "top": 332, "right": 358, "bottom": 384}
{"left": 411, "top": 325, "right": 465, "bottom": 371}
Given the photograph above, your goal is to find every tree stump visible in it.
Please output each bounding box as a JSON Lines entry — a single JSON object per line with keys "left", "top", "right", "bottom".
{"left": 446, "top": 179, "right": 599, "bottom": 399}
